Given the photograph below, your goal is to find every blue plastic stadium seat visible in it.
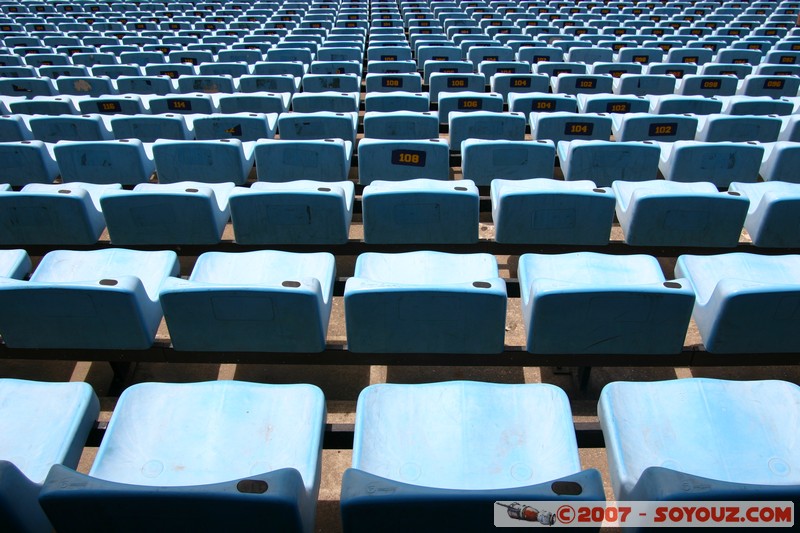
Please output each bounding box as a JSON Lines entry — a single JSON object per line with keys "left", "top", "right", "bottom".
{"left": 366, "top": 59, "right": 418, "bottom": 74}
{"left": 0, "top": 379, "right": 99, "bottom": 533}
{"left": 428, "top": 72, "right": 485, "bottom": 103}
{"left": 530, "top": 112, "right": 613, "bottom": 143}
{"left": 0, "top": 248, "right": 31, "bottom": 279}
{"left": 148, "top": 94, "right": 217, "bottom": 114}
{"left": 22, "top": 56, "right": 64, "bottom": 71}
{"left": 677, "top": 253, "right": 800, "bottom": 352}
{"left": 551, "top": 73, "right": 614, "bottom": 95}
{"left": 565, "top": 46, "right": 613, "bottom": 64}
{"left": 738, "top": 74, "right": 800, "bottom": 97}
{"left": 591, "top": 62, "right": 644, "bottom": 78}
{"left": 755, "top": 63, "right": 800, "bottom": 76}
{"left": 357, "top": 138, "right": 449, "bottom": 184}
{"left": 0, "top": 140, "right": 58, "bottom": 185}
{"left": 40, "top": 64, "right": 93, "bottom": 79}
{"left": 153, "top": 139, "right": 254, "bottom": 185}
{"left": 462, "top": 139, "right": 555, "bottom": 185}
{"left": 192, "top": 113, "right": 278, "bottom": 141}
{"left": 611, "top": 112, "right": 699, "bottom": 142}
{"left": 77, "top": 95, "right": 146, "bottom": 115}
{"left": 198, "top": 62, "right": 250, "bottom": 78}
{"left": 119, "top": 51, "right": 166, "bottom": 66}
{"left": 341, "top": 381, "right": 604, "bottom": 532}
{"left": 40, "top": 381, "right": 325, "bottom": 533}
{"left": 301, "top": 73, "right": 361, "bottom": 93}
{"left": 507, "top": 92, "right": 578, "bottom": 114}
{"left": 765, "top": 49, "right": 800, "bottom": 65}
{"left": 168, "top": 49, "right": 214, "bottom": 66}
{"left": 367, "top": 45, "right": 412, "bottom": 62}
{"left": 467, "top": 45, "right": 515, "bottom": 66}
{"left": 0, "top": 77, "right": 55, "bottom": 97}
{"left": 694, "top": 114, "right": 782, "bottom": 142}
{"left": 0, "top": 182, "right": 119, "bottom": 245}
{"left": 238, "top": 74, "right": 300, "bottom": 94}
{"left": 701, "top": 62, "right": 753, "bottom": 79}
{"left": 617, "top": 46, "right": 665, "bottom": 65}
{"left": 760, "top": 141, "right": 800, "bottom": 183}
{"left": 666, "top": 46, "right": 713, "bottom": 65}
{"left": 363, "top": 111, "right": 439, "bottom": 139}
{"left": 779, "top": 114, "right": 800, "bottom": 141}
{"left": 576, "top": 93, "right": 649, "bottom": 114}
{"left": 716, "top": 48, "right": 764, "bottom": 65}
{"left": 218, "top": 92, "right": 291, "bottom": 113}
{"left": 277, "top": 111, "right": 358, "bottom": 143}
{"left": 9, "top": 96, "right": 80, "bottom": 116}
{"left": 363, "top": 91, "right": 429, "bottom": 112}
{"left": 612, "top": 73, "right": 677, "bottom": 96}
{"left": 649, "top": 95, "right": 723, "bottom": 115}
{"left": 344, "top": 252, "right": 507, "bottom": 353}
{"left": 0, "top": 66, "right": 37, "bottom": 79}
{"left": 0, "top": 54, "right": 24, "bottom": 67}
{"left": 115, "top": 75, "right": 177, "bottom": 96}
{"left": 160, "top": 251, "right": 335, "bottom": 351}
{"left": 728, "top": 181, "right": 800, "bottom": 248}
{"left": 336, "top": 19, "right": 368, "bottom": 32}
{"left": 613, "top": 180, "right": 749, "bottom": 247}
{"left": 53, "top": 53, "right": 104, "bottom": 68}
{"left": 517, "top": 46, "right": 565, "bottom": 64}
{"left": 0, "top": 249, "right": 178, "bottom": 349}
{"left": 303, "top": 60, "right": 362, "bottom": 78}
{"left": 54, "top": 76, "right": 115, "bottom": 97}
{"left": 437, "top": 91, "right": 503, "bottom": 124}
{"left": 718, "top": 95, "right": 795, "bottom": 116}
{"left": 477, "top": 60, "right": 530, "bottom": 80}
{"left": 364, "top": 72, "right": 422, "bottom": 93}
{"left": 533, "top": 61, "right": 588, "bottom": 77}
{"left": 54, "top": 139, "right": 155, "bottom": 185}
{"left": 254, "top": 139, "right": 351, "bottom": 182}
{"left": 29, "top": 115, "right": 113, "bottom": 143}
{"left": 100, "top": 182, "right": 233, "bottom": 245}
{"left": 417, "top": 44, "right": 462, "bottom": 66}
{"left": 599, "top": 378, "right": 800, "bottom": 501}
{"left": 291, "top": 90, "right": 359, "bottom": 112}
{"left": 110, "top": 114, "right": 194, "bottom": 142}
{"left": 229, "top": 180, "right": 353, "bottom": 245}
{"left": 252, "top": 61, "right": 308, "bottom": 78}
{"left": 520, "top": 252, "right": 694, "bottom": 354}
{"left": 362, "top": 179, "right": 479, "bottom": 244}
{"left": 449, "top": 111, "right": 527, "bottom": 148}
{"left": 675, "top": 74, "right": 738, "bottom": 96}
{"left": 317, "top": 46, "right": 362, "bottom": 63}
{"left": 492, "top": 179, "right": 614, "bottom": 245}
{"left": 176, "top": 75, "right": 236, "bottom": 94}
{"left": 771, "top": 37, "right": 800, "bottom": 51}
{"left": 489, "top": 73, "right": 550, "bottom": 99}
{"left": 659, "top": 141, "right": 764, "bottom": 186}
{"left": 143, "top": 63, "right": 196, "bottom": 79}
{"left": 558, "top": 140, "right": 660, "bottom": 186}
